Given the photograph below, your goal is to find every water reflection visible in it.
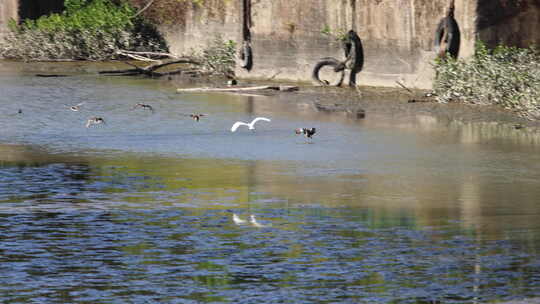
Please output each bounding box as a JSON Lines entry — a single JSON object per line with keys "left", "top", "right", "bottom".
{"left": 1, "top": 144, "right": 540, "bottom": 302}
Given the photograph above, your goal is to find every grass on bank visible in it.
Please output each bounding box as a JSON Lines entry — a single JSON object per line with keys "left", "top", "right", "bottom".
{"left": 0, "top": 0, "right": 236, "bottom": 77}
{"left": 0, "top": 0, "right": 167, "bottom": 61}
{"left": 434, "top": 42, "right": 540, "bottom": 120}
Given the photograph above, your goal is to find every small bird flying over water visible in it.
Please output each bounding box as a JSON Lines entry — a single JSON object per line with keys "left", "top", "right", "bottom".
{"left": 295, "top": 128, "right": 316, "bottom": 138}
{"left": 186, "top": 114, "right": 206, "bottom": 122}
{"left": 231, "top": 117, "right": 271, "bottom": 132}
{"left": 67, "top": 102, "right": 85, "bottom": 111}
{"left": 132, "top": 103, "right": 154, "bottom": 113}
{"left": 86, "top": 117, "right": 105, "bottom": 128}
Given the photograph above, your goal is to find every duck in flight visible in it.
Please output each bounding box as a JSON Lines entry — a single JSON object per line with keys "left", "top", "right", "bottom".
{"left": 187, "top": 114, "right": 206, "bottom": 121}
{"left": 86, "top": 117, "right": 105, "bottom": 128}
{"left": 231, "top": 117, "right": 271, "bottom": 132}
{"left": 295, "top": 127, "right": 316, "bottom": 138}
{"left": 132, "top": 103, "right": 154, "bottom": 113}
{"left": 183, "top": 113, "right": 208, "bottom": 121}
{"left": 67, "top": 102, "right": 85, "bottom": 111}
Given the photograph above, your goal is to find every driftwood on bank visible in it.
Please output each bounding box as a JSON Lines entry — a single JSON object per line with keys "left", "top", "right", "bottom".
{"left": 35, "top": 74, "right": 68, "bottom": 77}
{"left": 116, "top": 49, "right": 180, "bottom": 60}
{"left": 395, "top": 81, "right": 436, "bottom": 103}
{"left": 176, "top": 85, "right": 299, "bottom": 93}
{"left": 99, "top": 56, "right": 202, "bottom": 77}
{"left": 395, "top": 81, "right": 414, "bottom": 94}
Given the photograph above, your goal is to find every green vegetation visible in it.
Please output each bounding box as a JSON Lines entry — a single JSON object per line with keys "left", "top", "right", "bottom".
{"left": 0, "top": 0, "right": 167, "bottom": 61}
{"left": 321, "top": 25, "right": 348, "bottom": 42}
{"left": 434, "top": 42, "right": 540, "bottom": 120}
{"left": 192, "top": 35, "right": 236, "bottom": 77}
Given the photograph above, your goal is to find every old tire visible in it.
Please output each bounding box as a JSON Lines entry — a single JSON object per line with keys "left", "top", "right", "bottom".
{"left": 312, "top": 57, "right": 346, "bottom": 86}
{"left": 434, "top": 16, "right": 460, "bottom": 59}
{"left": 343, "top": 30, "right": 364, "bottom": 72}
{"left": 343, "top": 30, "right": 364, "bottom": 86}
{"left": 238, "top": 41, "right": 253, "bottom": 70}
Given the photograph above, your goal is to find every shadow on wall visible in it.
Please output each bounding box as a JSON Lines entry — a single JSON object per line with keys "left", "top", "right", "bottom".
{"left": 18, "top": 0, "right": 64, "bottom": 21}
{"left": 476, "top": 0, "right": 540, "bottom": 48}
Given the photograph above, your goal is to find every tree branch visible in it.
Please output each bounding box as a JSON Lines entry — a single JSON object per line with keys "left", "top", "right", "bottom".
{"left": 132, "top": 0, "right": 155, "bottom": 18}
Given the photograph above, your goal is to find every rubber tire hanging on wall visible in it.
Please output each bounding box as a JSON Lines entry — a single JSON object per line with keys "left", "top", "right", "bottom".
{"left": 239, "top": 0, "right": 253, "bottom": 71}
{"left": 434, "top": 15, "right": 460, "bottom": 59}
{"left": 238, "top": 41, "right": 253, "bottom": 70}
{"left": 343, "top": 30, "right": 364, "bottom": 86}
{"left": 311, "top": 57, "right": 346, "bottom": 87}
{"left": 343, "top": 30, "right": 363, "bottom": 72}
{"left": 312, "top": 30, "right": 363, "bottom": 87}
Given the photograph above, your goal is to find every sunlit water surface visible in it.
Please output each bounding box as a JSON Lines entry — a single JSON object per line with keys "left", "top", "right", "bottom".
{"left": 1, "top": 63, "right": 540, "bottom": 303}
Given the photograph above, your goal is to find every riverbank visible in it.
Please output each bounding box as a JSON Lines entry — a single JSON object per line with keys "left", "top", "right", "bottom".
{"left": 497, "top": 299, "right": 540, "bottom": 304}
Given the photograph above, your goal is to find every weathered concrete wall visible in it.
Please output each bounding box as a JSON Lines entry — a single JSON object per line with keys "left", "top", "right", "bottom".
{"left": 158, "top": 0, "right": 241, "bottom": 57}
{"left": 160, "top": 0, "right": 481, "bottom": 89}
{"left": 241, "top": 0, "right": 478, "bottom": 89}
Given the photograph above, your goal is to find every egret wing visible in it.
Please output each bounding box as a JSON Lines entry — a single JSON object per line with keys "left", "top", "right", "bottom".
{"left": 231, "top": 121, "right": 249, "bottom": 132}
{"left": 250, "top": 117, "right": 271, "bottom": 125}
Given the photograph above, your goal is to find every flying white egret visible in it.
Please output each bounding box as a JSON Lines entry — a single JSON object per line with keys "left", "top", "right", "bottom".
{"left": 232, "top": 213, "right": 247, "bottom": 225}
{"left": 231, "top": 117, "right": 271, "bottom": 132}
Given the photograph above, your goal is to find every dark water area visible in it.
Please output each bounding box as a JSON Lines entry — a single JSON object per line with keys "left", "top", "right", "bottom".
{"left": 1, "top": 62, "right": 540, "bottom": 303}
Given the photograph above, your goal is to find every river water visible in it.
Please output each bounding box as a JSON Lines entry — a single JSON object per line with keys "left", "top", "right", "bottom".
{"left": 1, "top": 62, "right": 540, "bottom": 303}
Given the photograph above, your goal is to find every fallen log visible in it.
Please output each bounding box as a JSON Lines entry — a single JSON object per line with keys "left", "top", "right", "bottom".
{"left": 407, "top": 98, "right": 433, "bottom": 103}
{"left": 35, "top": 74, "right": 68, "bottom": 77}
{"left": 177, "top": 86, "right": 276, "bottom": 92}
{"left": 117, "top": 52, "right": 161, "bottom": 63}
{"left": 176, "top": 85, "right": 298, "bottom": 93}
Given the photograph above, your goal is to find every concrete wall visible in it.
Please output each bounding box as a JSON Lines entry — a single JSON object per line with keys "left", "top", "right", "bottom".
{"left": 158, "top": 0, "right": 241, "bottom": 57}
{"left": 160, "top": 0, "right": 482, "bottom": 89}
